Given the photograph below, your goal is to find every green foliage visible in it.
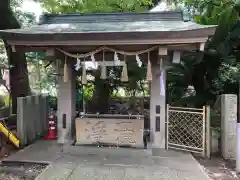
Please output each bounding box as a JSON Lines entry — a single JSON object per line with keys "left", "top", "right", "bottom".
{"left": 0, "top": 95, "right": 7, "bottom": 108}
{"left": 37, "top": 0, "right": 152, "bottom": 13}
{"left": 83, "top": 84, "right": 94, "bottom": 99}
{"left": 26, "top": 51, "right": 58, "bottom": 95}
{"left": 49, "top": 96, "right": 57, "bottom": 110}
{"left": 10, "top": 0, "right": 36, "bottom": 27}
{"left": 4, "top": 95, "right": 10, "bottom": 107}
{"left": 163, "top": 0, "right": 240, "bottom": 108}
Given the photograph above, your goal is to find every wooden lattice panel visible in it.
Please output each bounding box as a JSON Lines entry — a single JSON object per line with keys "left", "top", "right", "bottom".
{"left": 167, "top": 106, "right": 205, "bottom": 154}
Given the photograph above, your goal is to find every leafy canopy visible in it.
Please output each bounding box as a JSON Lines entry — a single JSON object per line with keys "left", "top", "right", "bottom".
{"left": 36, "top": 0, "right": 152, "bottom": 13}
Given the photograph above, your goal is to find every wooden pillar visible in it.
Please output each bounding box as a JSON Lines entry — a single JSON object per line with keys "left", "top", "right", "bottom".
{"left": 57, "top": 58, "right": 76, "bottom": 143}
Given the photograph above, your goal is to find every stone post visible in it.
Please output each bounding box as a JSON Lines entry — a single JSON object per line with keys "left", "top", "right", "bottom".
{"left": 221, "top": 94, "right": 237, "bottom": 159}
{"left": 42, "top": 95, "right": 49, "bottom": 136}
{"left": 57, "top": 59, "right": 76, "bottom": 143}
{"left": 17, "top": 97, "right": 26, "bottom": 146}
{"left": 150, "top": 53, "right": 167, "bottom": 155}
{"left": 236, "top": 123, "right": 240, "bottom": 172}
{"left": 34, "top": 95, "right": 41, "bottom": 137}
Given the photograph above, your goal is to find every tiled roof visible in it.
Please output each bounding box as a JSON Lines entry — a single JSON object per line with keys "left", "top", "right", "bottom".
{"left": 0, "top": 11, "right": 217, "bottom": 42}
{"left": 1, "top": 20, "right": 215, "bottom": 34}
{"left": 39, "top": 11, "right": 187, "bottom": 24}
{"left": 1, "top": 11, "right": 215, "bottom": 35}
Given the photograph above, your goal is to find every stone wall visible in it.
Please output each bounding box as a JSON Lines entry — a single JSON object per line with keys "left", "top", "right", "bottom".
{"left": 17, "top": 95, "right": 48, "bottom": 146}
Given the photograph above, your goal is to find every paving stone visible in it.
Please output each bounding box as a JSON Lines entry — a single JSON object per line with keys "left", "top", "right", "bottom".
{"left": 97, "top": 166, "right": 126, "bottom": 180}
{"left": 67, "top": 164, "right": 125, "bottom": 180}
{"left": 3, "top": 140, "right": 210, "bottom": 180}
{"left": 67, "top": 165, "right": 97, "bottom": 180}
{"left": 35, "top": 163, "right": 76, "bottom": 180}
{"left": 124, "top": 167, "right": 177, "bottom": 180}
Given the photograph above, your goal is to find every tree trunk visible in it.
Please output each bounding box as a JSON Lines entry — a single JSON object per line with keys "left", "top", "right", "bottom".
{"left": 0, "top": 0, "right": 30, "bottom": 114}
{"left": 91, "top": 69, "right": 110, "bottom": 114}
{"left": 93, "top": 81, "right": 110, "bottom": 114}
{"left": 5, "top": 44, "right": 30, "bottom": 113}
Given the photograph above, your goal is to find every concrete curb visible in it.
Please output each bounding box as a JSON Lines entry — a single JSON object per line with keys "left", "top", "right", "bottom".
{"left": 190, "top": 154, "right": 211, "bottom": 180}
{"left": 0, "top": 160, "right": 50, "bottom": 180}
{"left": 1, "top": 160, "right": 50, "bottom": 165}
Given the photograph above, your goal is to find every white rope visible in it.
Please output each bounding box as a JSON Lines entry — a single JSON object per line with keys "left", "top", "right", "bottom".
{"left": 56, "top": 46, "right": 159, "bottom": 59}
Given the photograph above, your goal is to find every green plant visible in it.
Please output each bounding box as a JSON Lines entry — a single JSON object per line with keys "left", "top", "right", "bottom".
{"left": 49, "top": 96, "right": 57, "bottom": 111}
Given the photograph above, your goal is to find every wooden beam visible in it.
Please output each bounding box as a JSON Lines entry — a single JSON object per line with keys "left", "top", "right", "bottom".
{"left": 7, "top": 37, "right": 209, "bottom": 46}
{"left": 158, "top": 47, "right": 168, "bottom": 56}
{"left": 46, "top": 48, "right": 55, "bottom": 56}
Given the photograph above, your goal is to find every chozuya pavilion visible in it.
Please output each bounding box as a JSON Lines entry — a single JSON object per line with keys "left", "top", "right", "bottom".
{"left": 0, "top": 10, "right": 216, "bottom": 153}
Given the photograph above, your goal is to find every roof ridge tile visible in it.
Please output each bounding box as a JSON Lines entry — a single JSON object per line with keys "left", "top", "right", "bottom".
{"left": 39, "top": 11, "right": 184, "bottom": 25}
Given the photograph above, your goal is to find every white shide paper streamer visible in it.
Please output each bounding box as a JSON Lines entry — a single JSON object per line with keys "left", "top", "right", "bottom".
{"left": 136, "top": 55, "right": 142, "bottom": 67}
{"left": 75, "top": 58, "right": 81, "bottom": 71}
{"left": 114, "top": 52, "right": 121, "bottom": 66}
{"left": 160, "top": 71, "right": 165, "bottom": 96}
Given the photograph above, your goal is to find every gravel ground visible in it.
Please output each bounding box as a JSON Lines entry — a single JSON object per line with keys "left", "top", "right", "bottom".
{"left": 195, "top": 156, "right": 240, "bottom": 180}
{"left": 0, "top": 163, "right": 47, "bottom": 180}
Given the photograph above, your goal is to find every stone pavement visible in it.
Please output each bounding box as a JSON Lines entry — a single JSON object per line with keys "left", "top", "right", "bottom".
{"left": 2, "top": 140, "right": 210, "bottom": 180}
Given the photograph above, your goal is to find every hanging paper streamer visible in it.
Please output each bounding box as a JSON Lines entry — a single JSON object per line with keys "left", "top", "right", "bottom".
{"left": 91, "top": 54, "right": 98, "bottom": 69}
{"left": 136, "top": 54, "right": 142, "bottom": 67}
{"left": 63, "top": 56, "right": 68, "bottom": 83}
{"left": 146, "top": 52, "right": 152, "bottom": 81}
{"left": 100, "top": 51, "right": 107, "bottom": 79}
{"left": 121, "top": 56, "right": 128, "bottom": 82}
{"left": 114, "top": 52, "right": 120, "bottom": 66}
{"left": 75, "top": 57, "right": 81, "bottom": 71}
{"left": 160, "top": 71, "right": 165, "bottom": 96}
{"left": 82, "top": 59, "right": 87, "bottom": 85}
